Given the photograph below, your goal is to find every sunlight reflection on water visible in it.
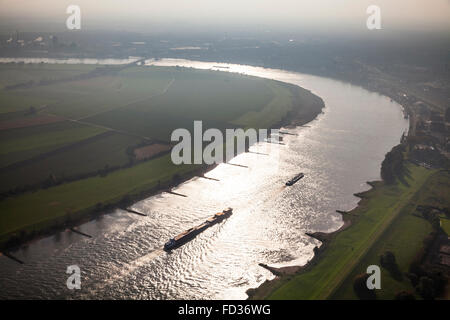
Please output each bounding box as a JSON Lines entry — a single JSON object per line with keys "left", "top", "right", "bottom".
{"left": 0, "top": 59, "right": 408, "bottom": 299}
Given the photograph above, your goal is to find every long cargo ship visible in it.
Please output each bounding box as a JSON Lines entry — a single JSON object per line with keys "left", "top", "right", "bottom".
{"left": 164, "top": 208, "right": 233, "bottom": 251}
{"left": 285, "top": 173, "right": 304, "bottom": 186}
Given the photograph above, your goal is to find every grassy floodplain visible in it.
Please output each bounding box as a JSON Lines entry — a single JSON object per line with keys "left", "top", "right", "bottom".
{"left": 0, "top": 62, "right": 323, "bottom": 248}
{"left": 257, "top": 163, "right": 440, "bottom": 300}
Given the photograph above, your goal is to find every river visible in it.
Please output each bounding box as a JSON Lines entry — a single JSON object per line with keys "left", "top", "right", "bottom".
{"left": 0, "top": 58, "right": 408, "bottom": 299}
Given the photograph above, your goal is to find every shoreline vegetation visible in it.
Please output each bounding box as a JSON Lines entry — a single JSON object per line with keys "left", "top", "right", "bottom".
{"left": 0, "top": 64, "right": 325, "bottom": 252}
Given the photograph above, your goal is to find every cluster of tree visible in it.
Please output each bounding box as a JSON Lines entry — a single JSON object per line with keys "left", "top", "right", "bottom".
{"left": 410, "top": 147, "right": 450, "bottom": 169}
{"left": 380, "top": 251, "right": 402, "bottom": 281}
{"left": 406, "top": 271, "right": 447, "bottom": 300}
{"left": 416, "top": 276, "right": 439, "bottom": 300}
{"left": 417, "top": 205, "right": 445, "bottom": 230}
{"left": 406, "top": 230, "right": 447, "bottom": 300}
{"left": 353, "top": 273, "right": 376, "bottom": 300}
{"left": 409, "top": 231, "right": 437, "bottom": 277}
{"left": 405, "top": 135, "right": 438, "bottom": 149}
{"left": 380, "top": 144, "right": 405, "bottom": 184}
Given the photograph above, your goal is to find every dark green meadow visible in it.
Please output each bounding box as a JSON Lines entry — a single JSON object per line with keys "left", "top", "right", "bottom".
{"left": 0, "top": 131, "right": 141, "bottom": 193}
{"left": 0, "top": 121, "right": 106, "bottom": 167}
{"left": 84, "top": 67, "right": 279, "bottom": 140}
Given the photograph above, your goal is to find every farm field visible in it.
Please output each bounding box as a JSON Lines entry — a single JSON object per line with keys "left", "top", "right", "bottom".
{"left": 0, "top": 131, "right": 141, "bottom": 193}
{"left": 0, "top": 121, "right": 106, "bottom": 168}
{"left": 84, "top": 67, "right": 287, "bottom": 140}
{"left": 0, "top": 91, "right": 55, "bottom": 114}
{"left": 12, "top": 70, "right": 173, "bottom": 119}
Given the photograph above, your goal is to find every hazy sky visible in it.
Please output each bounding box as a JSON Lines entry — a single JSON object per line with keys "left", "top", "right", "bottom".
{"left": 1, "top": 0, "right": 449, "bottom": 33}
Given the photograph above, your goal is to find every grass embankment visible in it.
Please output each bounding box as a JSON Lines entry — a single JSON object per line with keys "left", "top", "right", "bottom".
{"left": 261, "top": 163, "right": 435, "bottom": 300}
{"left": 332, "top": 169, "right": 450, "bottom": 299}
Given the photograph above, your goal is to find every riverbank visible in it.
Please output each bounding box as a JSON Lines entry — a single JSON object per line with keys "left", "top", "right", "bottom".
{"left": 247, "top": 163, "right": 435, "bottom": 299}
{"left": 0, "top": 79, "right": 324, "bottom": 252}
{"left": 246, "top": 191, "right": 357, "bottom": 299}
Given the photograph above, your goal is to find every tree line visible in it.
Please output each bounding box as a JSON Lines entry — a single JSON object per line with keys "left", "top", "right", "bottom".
{"left": 380, "top": 144, "right": 405, "bottom": 184}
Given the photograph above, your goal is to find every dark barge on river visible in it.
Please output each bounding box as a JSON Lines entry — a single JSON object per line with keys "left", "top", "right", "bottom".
{"left": 164, "top": 208, "right": 233, "bottom": 251}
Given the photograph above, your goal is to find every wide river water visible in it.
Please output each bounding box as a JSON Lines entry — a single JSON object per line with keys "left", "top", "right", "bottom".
{"left": 0, "top": 58, "right": 408, "bottom": 299}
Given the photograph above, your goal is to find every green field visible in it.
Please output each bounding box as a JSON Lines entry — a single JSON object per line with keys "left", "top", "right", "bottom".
{"left": 0, "top": 154, "right": 197, "bottom": 242}
{"left": 0, "top": 132, "right": 141, "bottom": 192}
{"left": 0, "top": 62, "right": 322, "bottom": 247}
{"left": 14, "top": 73, "right": 171, "bottom": 119}
{"left": 83, "top": 67, "right": 288, "bottom": 140}
{"left": 0, "top": 91, "right": 55, "bottom": 114}
{"left": 264, "top": 164, "right": 435, "bottom": 300}
{"left": 0, "top": 121, "right": 106, "bottom": 168}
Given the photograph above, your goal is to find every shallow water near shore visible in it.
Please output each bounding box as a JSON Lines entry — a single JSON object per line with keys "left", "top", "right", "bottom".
{"left": 0, "top": 58, "right": 408, "bottom": 299}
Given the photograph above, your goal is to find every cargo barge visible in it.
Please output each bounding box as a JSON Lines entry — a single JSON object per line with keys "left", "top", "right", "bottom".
{"left": 164, "top": 208, "right": 233, "bottom": 251}
{"left": 285, "top": 173, "right": 304, "bottom": 186}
